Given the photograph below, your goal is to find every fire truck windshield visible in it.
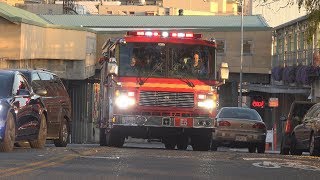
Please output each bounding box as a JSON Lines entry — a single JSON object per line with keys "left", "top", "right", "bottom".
{"left": 119, "top": 42, "right": 213, "bottom": 79}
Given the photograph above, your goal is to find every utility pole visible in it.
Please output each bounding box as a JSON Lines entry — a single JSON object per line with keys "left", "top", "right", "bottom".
{"left": 239, "top": 0, "right": 244, "bottom": 107}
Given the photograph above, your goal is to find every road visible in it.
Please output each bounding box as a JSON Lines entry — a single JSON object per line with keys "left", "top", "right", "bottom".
{"left": 0, "top": 141, "right": 319, "bottom": 180}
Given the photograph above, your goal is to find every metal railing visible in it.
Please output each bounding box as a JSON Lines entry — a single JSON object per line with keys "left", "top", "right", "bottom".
{"left": 272, "top": 48, "right": 319, "bottom": 67}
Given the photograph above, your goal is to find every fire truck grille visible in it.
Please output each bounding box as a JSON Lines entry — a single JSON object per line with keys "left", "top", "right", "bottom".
{"left": 139, "top": 91, "right": 194, "bottom": 108}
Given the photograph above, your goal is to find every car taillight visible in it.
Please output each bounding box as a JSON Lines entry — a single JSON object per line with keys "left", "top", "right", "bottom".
{"left": 285, "top": 119, "right": 292, "bottom": 133}
{"left": 252, "top": 123, "right": 266, "bottom": 129}
{"left": 218, "top": 121, "right": 231, "bottom": 127}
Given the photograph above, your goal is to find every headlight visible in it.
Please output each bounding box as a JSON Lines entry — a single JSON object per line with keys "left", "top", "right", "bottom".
{"left": 115, "top": 94, "right": 135, "bottom": 109}
{"left": 198, "top": 99, "right": 216, "bottom": 109}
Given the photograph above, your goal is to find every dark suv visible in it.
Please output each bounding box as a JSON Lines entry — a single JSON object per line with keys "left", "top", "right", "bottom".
{"left": 18, "top": 69, "right": 72, "bottom": 147}
{"left": 280, "top": 101, "right": 316, "bottom": 155}
{"left": 0, "top": 70, "right": 47, "bottom": 152}
{"left": 290, "top": 102, "right": 320, "bottom": 156}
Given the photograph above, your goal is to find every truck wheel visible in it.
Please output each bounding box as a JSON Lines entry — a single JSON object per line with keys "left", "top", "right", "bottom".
{"left": 30, "top": 114, "right": 47, "bottom": 149}
{"left": 177, "top": 135, "right": 188, "bottom": 150}
{"left": 163, "top": 137, "right": 176, "bottom": 150}
{"left": 309, "top": 133, "right": 320, "bottom": 156}
{"left": 53, "top": 119, "right": 69, "bottom": 147}
{"left": 0, "top": 113, "right": 15, "bottom": 152}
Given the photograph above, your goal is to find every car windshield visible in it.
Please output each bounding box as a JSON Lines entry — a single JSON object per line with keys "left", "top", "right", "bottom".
{"left": 218, "top": 108, "right": 262, "bottom": 121}
{"left": 0, "top": 73, "right": 13, "bottom": 98}
{"left": 119, "top": 42, "right": 213, "bottom": 79}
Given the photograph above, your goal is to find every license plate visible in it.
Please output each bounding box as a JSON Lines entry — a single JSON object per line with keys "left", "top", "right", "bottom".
{"left": 122, "top": 116, "right": 136, "bottom": 124}
{"left": 235, "top": 136, "right": 247, "bottom": 142}
{"left": 174, "top": 117, "right": 193, "bottom": 127}
{"left": 180, "top": 119, "right": 188, "bottom": 126}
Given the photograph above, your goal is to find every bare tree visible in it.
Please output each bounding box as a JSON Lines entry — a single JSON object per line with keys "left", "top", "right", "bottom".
{"left": 297, "top": 0, "right": 320, "bottom": 41}
{"left": 259, "top": 0, "right": 319, "bottom": 41}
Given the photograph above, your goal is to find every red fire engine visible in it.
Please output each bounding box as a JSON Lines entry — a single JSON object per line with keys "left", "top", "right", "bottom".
{"left": 99, "top": 31, "right": 229, "bottom": 151}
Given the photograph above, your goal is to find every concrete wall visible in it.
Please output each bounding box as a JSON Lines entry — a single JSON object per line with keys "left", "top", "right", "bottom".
{"left": 20, "top": 24, "right": 93, "bottom": 60}
{"left": 0, "top": 18, "right": 21, "bottom": 60}
{"left": 0, "top": 19, "right": 97, "bottom": 80}
{"left": 203, "top": 30, "right": 272, "bottom": 74}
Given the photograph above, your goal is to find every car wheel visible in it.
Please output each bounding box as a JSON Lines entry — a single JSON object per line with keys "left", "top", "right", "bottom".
{"left": 290, "top": 134, "right": 302, "bottom": 156}
{"left": 0, "top": 113, "right": 15, "bottom": 152}
{"left": 248, "top": 144, "right": 256, "bottom": 153}
{"left": 309, "top": 133, "right": 320, "bottom": 156}
{"left": 257, "top": 142, "right": 265, "bottom": 153}
{"left": 29, "top": 114, "right": 47, "bottom": 149}
{"left": 54, "top": 119, "right": 69, "bottom": 147}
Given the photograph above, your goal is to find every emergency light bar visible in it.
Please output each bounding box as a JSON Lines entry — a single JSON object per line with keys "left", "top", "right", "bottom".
{"left": 126, "top": 31, "right": 202, "bottom": 39}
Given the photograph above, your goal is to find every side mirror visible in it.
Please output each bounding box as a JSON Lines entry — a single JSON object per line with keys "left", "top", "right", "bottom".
{"left": 35, "top": 88, "right": 48, "bottom": 96}
{"left": 280, "top": 116, "right": 287, "bottom": 121}
{"left": 107, "top": 57, "right": 118, "bottom": 76}
{"left": 219, "top": 62, "right": 229, "bottom": 81}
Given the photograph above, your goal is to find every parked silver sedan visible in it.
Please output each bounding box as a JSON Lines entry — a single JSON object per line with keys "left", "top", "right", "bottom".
{"left": 211, "top": 107, "right": 267, "bottom": 153}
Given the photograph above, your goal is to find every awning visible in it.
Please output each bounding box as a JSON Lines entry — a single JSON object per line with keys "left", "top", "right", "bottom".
{"left": 245, "top": 84, "right": 310, "bottom": 94}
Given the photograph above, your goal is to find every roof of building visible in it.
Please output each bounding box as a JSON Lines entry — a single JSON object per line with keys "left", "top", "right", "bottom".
{"left": 39, "top": 14, "right": 272, "bottom": 31}
{"left": 0, "top": 2, "right": 96, "bottom": 32}
{"left": 274, "top": 15, "right": 308, "bottom": 30}
{"left": 0, "top": 2, "right": 271, "bottom": 32}
{"left": 0, "top": 2, "right": 48, "bottom": 26}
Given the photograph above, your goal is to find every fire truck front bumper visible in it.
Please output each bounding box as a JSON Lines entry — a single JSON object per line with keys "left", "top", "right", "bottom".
{"left": 113, "top": 115, "right": 213, "bottom": 128}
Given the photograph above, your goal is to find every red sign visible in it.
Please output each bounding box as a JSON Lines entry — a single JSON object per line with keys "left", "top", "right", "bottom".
{"left": 269, "top": 98, "right": 279, "bottom": 107}
{"left": 252, "top": 100, "right": 265, "bottom": 108}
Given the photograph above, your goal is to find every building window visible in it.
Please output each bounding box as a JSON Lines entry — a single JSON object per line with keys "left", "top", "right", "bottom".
{"left": 107, "top": 11, "right": 112, "bottom": 15}
{"left": 129, "top": 11, "right": 135, "bottom": 15}
{"left": 272, "top": 37, "right": 277, "bottom": 55}
{"left": 243, "top": 40, "right": 253, "bottom": 54}
{"left": 216, "top": 39, "right": 226, "bottom": 54}
{"left": 145, "top": 11, "right": 155, "bottom": 16}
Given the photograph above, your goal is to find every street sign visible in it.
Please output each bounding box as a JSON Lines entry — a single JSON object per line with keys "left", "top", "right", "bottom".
{"left": 269, "top": 98, "right": 279, "bottom": 107}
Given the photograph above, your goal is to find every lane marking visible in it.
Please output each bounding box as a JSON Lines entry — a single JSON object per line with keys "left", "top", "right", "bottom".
{"left": 80, "top": 155, "right": 120, "bottom": 160}
{"left": 252, "top": 161, "right": 281, "bottom": 169}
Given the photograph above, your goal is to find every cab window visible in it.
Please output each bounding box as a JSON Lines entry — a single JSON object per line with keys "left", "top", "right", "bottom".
{"left": 38, "top": 72, "right": 54, "bottom": 80}
{"left": 13, "top": 74, "right": 30, "bottom": 96}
